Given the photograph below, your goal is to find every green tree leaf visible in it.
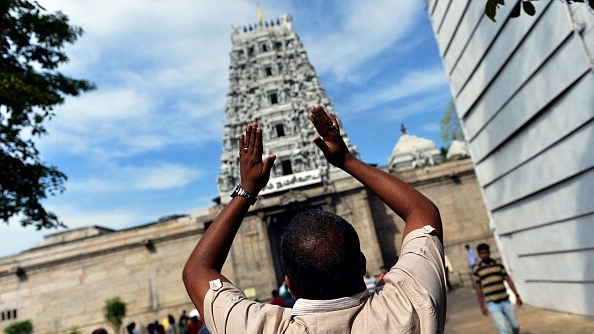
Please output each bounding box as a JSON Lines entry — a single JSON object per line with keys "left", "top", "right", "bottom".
{"left": 523, "top": 1, "right": 536, "bottom": 15}
{"left": 439, "top": 100, "right": 464, "bottom": 144}
{"left": 485, "top": 0, "right": 498, "bottom": 21}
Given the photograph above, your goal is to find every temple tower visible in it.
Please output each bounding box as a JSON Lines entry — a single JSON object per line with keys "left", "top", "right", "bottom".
{"left": 217, "top": 14, "right": 358, "bottom": 203}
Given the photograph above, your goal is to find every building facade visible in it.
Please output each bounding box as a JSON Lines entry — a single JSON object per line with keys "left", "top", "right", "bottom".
{"left": 0, "top": 13, "right": 497, "bottom": 333}
{"left": 426, "top": 0, "right": 594, "bottom": 317}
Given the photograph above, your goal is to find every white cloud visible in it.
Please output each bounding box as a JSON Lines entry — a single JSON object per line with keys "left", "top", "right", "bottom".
{"left": 339, "top": 67, "right": 450, "bottom": 115}
{"left": 302, "top": 0, "right": 424, "bottom": 81}
{"left": 0, "top": 223, "right": 49, "bottom": 257}
{"left": 68, "top": 162, "right": 203, "bottom": 192}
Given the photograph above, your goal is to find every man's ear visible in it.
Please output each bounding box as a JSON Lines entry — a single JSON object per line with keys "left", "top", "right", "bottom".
{"left": 284, "top": 275, "right": 299, "bottom": 299}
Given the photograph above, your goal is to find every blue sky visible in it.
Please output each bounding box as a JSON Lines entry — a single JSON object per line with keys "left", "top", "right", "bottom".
{"left": 1, "top": 0, "right": 453, "bottom": 257}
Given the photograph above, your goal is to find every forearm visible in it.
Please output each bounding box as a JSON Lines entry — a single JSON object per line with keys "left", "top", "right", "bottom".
{"left": 475, "top": 283, "right": 486, "bottom": 306}
{"left": 342, "top": 156, "right": 442, "bottom": 241}
{"left": 191, "top": 198, "right": 250, "bottom": 269}
{"left": 505, "top": 276, "right": 520, "bottom": 296}
{"left": 182, "top": 197, "right": 251, "bottom": 314}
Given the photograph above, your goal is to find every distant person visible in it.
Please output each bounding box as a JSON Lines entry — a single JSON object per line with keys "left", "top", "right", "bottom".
{"left": 178, "top": 310, "right": 189, "bottom": 333}
{"left": 198, "top": 324, "right": 211, "bottom": 334}
{"left": 145, "top": 323, "right": 155, "bottom": 334}
{"left": 126, "top": 322, "right": 140, "bottom": 334}
{"left": 474, "top": 243, "right": 522, "bottom": 334}
{"left": 183, "top": 106, "right": 445, "bottom": 333}
{"left": 363, "top": 270, "right": 377, "bottom": 290}
{"left": 465, "top": 244, "right": 477, "bottom": 269}
{"left": 165, "top": 314, "right": 176, "bottom": 334}
{"left": 186, "top": 309, "right": 203, "bottom": 334}
{"left": 376, "top": 265, "right": 388, "bottom": 282}
{"left": 270, "top": 289, "right": 285, "bottom": 306}
{"left": 278, "top": 281, "right": 290, "bottom": 298}
{"left": 279, "top": 281, "right": 295, "bottom": 307}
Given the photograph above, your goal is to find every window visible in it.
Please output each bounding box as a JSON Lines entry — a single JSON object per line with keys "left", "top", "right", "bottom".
{"left": 265, "top": 66, "right": 273, "bottom": 77}
{"left": 281, "top": 160, "right": 293, "bottom": 175}
{"left": 274, "top": 42, "right": 282, "bottom": 50}
{"left": 248, "top": 46, "right": 254, "bottom": 57}
{"left": 1, "top": 310, "right": 17, "bottom": 321}
{"left": 261, "top": 43, "right": 268, "bottom": 52}
{"left": 269, "top": 92, "right": 278, "bottom": 105}
{"left": 275, "top": 124, "right": 285, "bottom": 137}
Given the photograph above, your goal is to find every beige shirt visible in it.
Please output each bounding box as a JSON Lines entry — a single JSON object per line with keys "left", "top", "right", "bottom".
{"left": 203, "top": 226, "right": 446, "bottom": 333}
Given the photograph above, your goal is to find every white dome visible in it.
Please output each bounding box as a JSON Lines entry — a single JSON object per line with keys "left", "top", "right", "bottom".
{"left": 389, "top": 134, "right": 442, "bottom": 171}
{"left": 446, "top": 139, "right": 470, "bottom": 160}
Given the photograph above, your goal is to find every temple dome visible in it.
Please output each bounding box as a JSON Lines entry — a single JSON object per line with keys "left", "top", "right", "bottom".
{"left": 446, "top": 139, "right": 470, "bottom": 160}
{"left": 388, "top": 133, "right": 443, "bottom": 171}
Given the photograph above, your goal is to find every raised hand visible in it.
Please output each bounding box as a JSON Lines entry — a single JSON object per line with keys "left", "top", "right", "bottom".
{"left": 308, "top": 105, "right": 352, "bottom": 168}
{"left": 238, "top": 122, "right": 276, "bottom": 194}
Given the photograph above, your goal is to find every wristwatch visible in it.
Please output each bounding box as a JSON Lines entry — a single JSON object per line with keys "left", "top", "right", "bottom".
{"left": 230, "top": 184, "right": 257, "bottom": 205}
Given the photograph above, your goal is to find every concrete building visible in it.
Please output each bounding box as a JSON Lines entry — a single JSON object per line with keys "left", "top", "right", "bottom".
{"left": 426, "top": 0, "right": 594, "bottom": 317}
{"left": 0, "top": 13, "right": 496, "bottom": 333}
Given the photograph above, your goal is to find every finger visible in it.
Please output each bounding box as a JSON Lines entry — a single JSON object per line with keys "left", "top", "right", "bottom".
{"left": 248, "top": 122, "right": 257, "bottom": 153}
{"left": 312, "top": 135, "right": 327, "bottom": 151}
{"left": 309, "top": 107, "right": 326, "bottom": 134}
{"left": 255, "top": 125, "right": 263, "bottom": 155}
{"left": 263, "top": 154, "right": 277, "bottom": 173}
{"left": 328, "top": 113, "right": 339, "bottom": 131}
{"left": 309, "top": 106, "right": 334, "bottom": 135}
{"left": 239, "top": 133, "right": 246, "bottom": 153}
{"left": 244, "top": 123, "right": 253, "bottom": 154}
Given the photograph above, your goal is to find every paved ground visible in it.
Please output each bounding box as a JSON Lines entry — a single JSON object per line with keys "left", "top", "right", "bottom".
{"left": 445, "top": 287, "right": 594, "bottom": 333}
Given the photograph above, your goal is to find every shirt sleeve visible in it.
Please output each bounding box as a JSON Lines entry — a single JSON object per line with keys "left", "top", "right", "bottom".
{"left": 203, "top": 282, "right": 292, "bottom": 334}
{"left": 389, "top": 226, "right": 445, "bottom": 298}
{"left": 383, "top": 226, "right": 446, "bottom": 331}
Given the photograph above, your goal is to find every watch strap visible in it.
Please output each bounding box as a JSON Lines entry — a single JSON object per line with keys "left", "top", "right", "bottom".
{"left": 230, "top": 184, "right": 257, "bottom": 205}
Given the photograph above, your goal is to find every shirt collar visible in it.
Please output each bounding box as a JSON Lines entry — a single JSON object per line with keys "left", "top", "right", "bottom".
{"left": 479, "top": 258, "right": 496, "bottom": 266}
{"left": 291, "top": 289, "right": 371, "bottom": 316}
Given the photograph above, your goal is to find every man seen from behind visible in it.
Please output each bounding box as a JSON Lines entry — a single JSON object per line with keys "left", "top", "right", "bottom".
{"left": 183, "top": 106, "right": 446, "bottom": 333}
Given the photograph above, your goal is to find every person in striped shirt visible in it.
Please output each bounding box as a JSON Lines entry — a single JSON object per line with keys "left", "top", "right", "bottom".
{"left": 474, "top": 243, "right": 523, "bottom": 334}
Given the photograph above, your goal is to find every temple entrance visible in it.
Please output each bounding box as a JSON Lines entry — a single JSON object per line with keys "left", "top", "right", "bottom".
{"left": 266, "top": 205, "right": 322, "bottom": 287}
{"left": 267, "top": 210, "right": 296, "bottom": 288}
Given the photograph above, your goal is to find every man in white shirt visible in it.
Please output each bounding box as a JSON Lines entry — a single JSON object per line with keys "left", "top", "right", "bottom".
{"left": 183, "top": 106, "right": 446, "bottom": 333}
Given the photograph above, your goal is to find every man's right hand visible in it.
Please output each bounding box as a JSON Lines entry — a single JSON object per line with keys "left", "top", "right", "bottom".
{"left": 481, "top": 304, "right": 489, "bottom": 316}
{"left": 308, "top": 105, "right": 353, "bottom": 168}
{"left": 308, "top": 105, "right": 442, "bottom": 242}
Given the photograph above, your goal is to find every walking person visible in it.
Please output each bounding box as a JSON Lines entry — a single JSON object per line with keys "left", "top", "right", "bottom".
{"left": 465, "top": 244, "right": 477, "bottom": 269}
{"left": 474, "top": 243, "right": 522, "bottom": 334}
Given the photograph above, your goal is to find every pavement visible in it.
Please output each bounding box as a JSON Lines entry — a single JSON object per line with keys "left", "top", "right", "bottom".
{"left": 444, "top": 286, "right": 594, "bottom": 333}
